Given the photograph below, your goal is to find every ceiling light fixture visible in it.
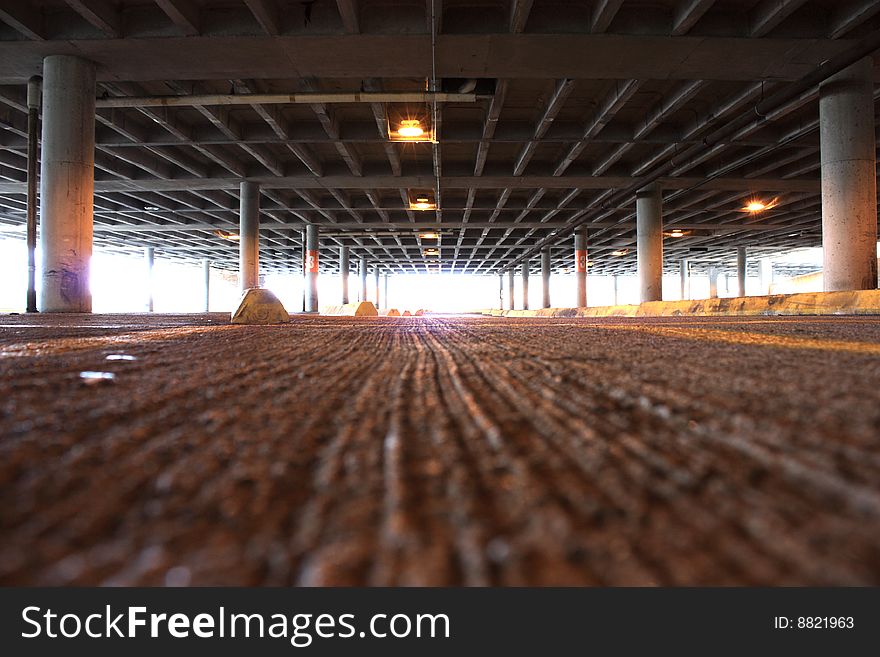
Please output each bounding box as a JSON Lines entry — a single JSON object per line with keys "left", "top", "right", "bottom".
{"left": 611, "top": 249, "right": 629, "bottom": 256}
{"left": 213, "top": 229, "right": 240, "bottom": 241}
{"left": 741, "top": 197, "right": 779, "bottom": 213}
{"left": 398, "top": 119, "right": 424, "bottom": 138}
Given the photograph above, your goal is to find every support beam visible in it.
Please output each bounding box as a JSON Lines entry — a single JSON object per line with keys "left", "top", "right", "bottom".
{"left": 202, "top": 258, "right": 210, "bottom": 311}
{"left": 679, "top": 258, "right": 689, "bottom": 300}
{"left": 0, "top": 1, "right": 45, "bottom": 40}
{"left": 25, "top": 75, "right": 39, "bottom": 313}
{"left": 736, "top": 247, "right": 747, "bottom": 297}
{"left": 336, "top": 0, "right": 359, "bottom": 33}
{"left": 239, "top": 180, "right": 260, "bottom": 291}
{"left": 708, "top": 266, "right": 719, "bottom": 299}
{"left": 636, "top": 184, "right": 663, "bottom": 303}
{"left": 521, "top": 261, "right": 529, "bottom": 310}
{"left": 591, "top": 0, "right": 624, "bottom": 33}
{"left": 672, "top": 0, "right": 714, "bottom": 36}
{"left": 154, "top": 0, "right": 201, "bottom": 36}
{"left": 374, "top": 269, "right": 380, "bottom": 307}
{"left": 243, "top": 0, "right": 281, "bottom": 36}
{"left": 820, "top": 57, "right": 878, "bottom": 292}
{"left": 39, "top": 55, "right": 95, "bottom": 312}
{"left": 759, "top": 257, "right": 773, "bottom": 294}
{"left": 340, "top": 245, "right": 350, "bottom": 304}
{"left": 144, "top": 247, "right": 154, "bottom": 312}
{"left": 510, "top": 0, "right": 534, "bottom": 33}
{"left": 305, "top": 223, "right": 319, "bottom": 312}
{"left": 541, "top": 248, "right": 551, "bottom": 308}
{"left": 360, "top": 255, "right": 368, "bottom": 302}
{"left": 507, "top": 270, "right": 514, "bottom": 310}
{"left": 64, "top": 0, "right": 121, "bottom": 38}
{"left": 575, "top": 230, "right": 587, "bottom": 307}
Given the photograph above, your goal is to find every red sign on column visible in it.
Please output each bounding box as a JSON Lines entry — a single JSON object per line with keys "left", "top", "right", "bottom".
{"left": 305, "top": 250, "right": 319, "bottom": 274}
{"left": 575, "top": 249, "right": 588, "bottom": 273}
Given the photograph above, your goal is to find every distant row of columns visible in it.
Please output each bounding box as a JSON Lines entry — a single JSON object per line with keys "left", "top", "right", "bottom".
{"left": 30, "top": 56, "right": 879, "bottom": 314}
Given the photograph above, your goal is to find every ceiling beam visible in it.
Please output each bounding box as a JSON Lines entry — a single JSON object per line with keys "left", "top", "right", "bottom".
{"left": 829, "top": 0, "right": 880, "bottom": 39}
{"left": 749, "top": 0, "right": 809, "bottom": 37}
{"left": 0, "top": 1, "right": 45, "bottom": 40}
{"left": 0, "top": 175, "right": 819, "bottom": 195}
{"left": 64, "top": 0, "right": 121, "bottom": 38}
{"left": 154, "top": 0, "right": 200, "bottom": 36}
{"left": 591, "top": 0, "right": 624, "bottom": 33}
{"left": 672, "top": 0, "right": 715, "bottom": 36}
{"left": 243, "top": 0, "right": 281, "bottom": 36}
{"left": 510, "top": 0, "right": 534, "bottom": 33}
{"left": 0, "top": 34, "right": 853, "bottom": 84}
{"left": 336, "top": 0, "right": 359, "bottom": 33}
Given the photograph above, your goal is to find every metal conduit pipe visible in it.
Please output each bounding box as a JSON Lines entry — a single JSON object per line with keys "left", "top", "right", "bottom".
{"left": 95, "top": 92, "right": 479, "bottom": 109}
{"left": 502, "top": 27, "right": 880, "bottom": 274}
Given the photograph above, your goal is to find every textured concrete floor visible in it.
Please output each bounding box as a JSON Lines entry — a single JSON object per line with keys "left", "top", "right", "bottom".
{"left": 1, "top": 313, "right": 880, "bottom": 586}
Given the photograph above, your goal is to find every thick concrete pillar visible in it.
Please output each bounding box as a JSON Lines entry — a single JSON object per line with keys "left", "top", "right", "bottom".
{"left": 708, "top": 267, "right": 719, "bottom": 299}
{"left": 679, "top": 259, "right": 689, "bottom": 300}
{"left": 202, "top": 259, "right": 210, "bottom": 312}
{"left": 374, "top": 270, "right": 380, "bottom": 307}
{"left": 613, "top": 275, "right": 620, "bottom": 305}
{"left": 820, "top": 57, "right": 878, "bottom": 291}
{"left": 736, "top": 247, "right": 747, "bottom": 297}
{"left": 340, "top": 246, "right": 350, "bottom": 304}
{"left": 26, "top": 76, "right": 40, "bottom": 313}
{"left": 541, "top": 248, "right": 551, "bottom": 308}
{"left": 239, "top": 181, "right": 260, "bottom": 291}
{"left": 507, "top": 270, "right": 515, "bottom": 310}
{"left": 39, "top": 56, "right": 96, "bottom": 312}
{"left": 384, "top": 274, "right": 389, "bottom": 308}
{"left": 144, "top": 247, "right": 154, "bottom": 312}
{"left": 574, "top": 231, "right": 587, "bottom": 307}
{"left": 304, "top": 224, "right": 319, "bottom": 312}
{"left": 521, "top": 261, "right": 530, "bottom": 310}
{"left": 759, "top": 257, "right": 773, "bottom": 295}
{"left": 360, "top": 256, "right": 368, "bottom": 302}
{"left": 636, "top": 184, "right": 663, "bottom": 302}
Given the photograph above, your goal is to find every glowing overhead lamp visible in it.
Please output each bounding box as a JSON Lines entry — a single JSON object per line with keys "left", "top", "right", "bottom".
{"left": 611, "top": 249, "right": 629, "bottom": 256}
{"left": 398, "top": 119, "right": 424, "bottom": 138}
{"left": 213, "top": 229, "right": 240, "bottom": 241}
{"left": 741, "top": 197, "right": 778, "bottom": 214}
{"left": 409, "top": 191, "right": 437, "bottom": 211}
{"left": 420, "top": 232, "right": 439, "bottom": 239}
{"left": 663, "top": 228, "right": 690, "bottom": 238}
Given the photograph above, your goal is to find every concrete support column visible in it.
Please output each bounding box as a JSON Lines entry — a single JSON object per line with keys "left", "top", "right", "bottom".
{"left": 507, "top": 271, "right": 515, "bottom": 310}
{"left": 384, "top": 274, "right": 389, "bottom": 308}
{"left": 304, "top": 224, "right": 319, "bottom": 312}
{"left": 820, "top": 57, "right": 878, "bottom": 291}
{"left": 759, "top": 257, "right": 773, "bottom": 295}
{"left": 613, "top": 275, "right": 620, "bottom": 305}
{"left": 239, "top": 181, "right": 260, "bottom": 292}
{"left": 541, "top": 248, "right": 551, "bottom": 308}
{"left": 374, "top": 270, "right": 380, "bottom": 307}
{"left": 498, "top": 274, "right": 503, "bottom": 310}
{"left": 202, "top": 259, "right": 210, "bottom": 312}
{"left": 340, "top": 246, "right": 350, "bottom": 304}
{"left": 679, "top": 259, "right": 689, "bottom": 300}
{"left": 39, "top": 55, "right": 96, "bottom": 312}
{"left": 360, "top": 256, "right": 368, "bottom": 302}
{"left": 736, "top": 247, "right": 747, "bottom": 297}
{"left": 521, "top": 261, "right": 530, "bottom": 310}
{"left": 574, "top": 231, "right": 587, "bottom": 307}
{"left": 144, "top": 247, "right": 154, "bottom": 312}
{"left": 636, "top": 184, "right": 663, "bottom": 302}
{"left": 26, "top": 76, "right": 40, "bottom": 313}
{"left": 708, "top": 267, "right": 719, "bottom": 299}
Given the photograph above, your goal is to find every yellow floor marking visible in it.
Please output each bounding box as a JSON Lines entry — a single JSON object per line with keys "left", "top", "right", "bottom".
{"left": 599, "top": 324, "right": 880, "bottom": 356}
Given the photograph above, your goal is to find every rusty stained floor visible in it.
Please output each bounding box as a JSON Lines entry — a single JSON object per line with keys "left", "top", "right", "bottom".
{"left": 1, "top": 312, "right": 880, "bottom": 586}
